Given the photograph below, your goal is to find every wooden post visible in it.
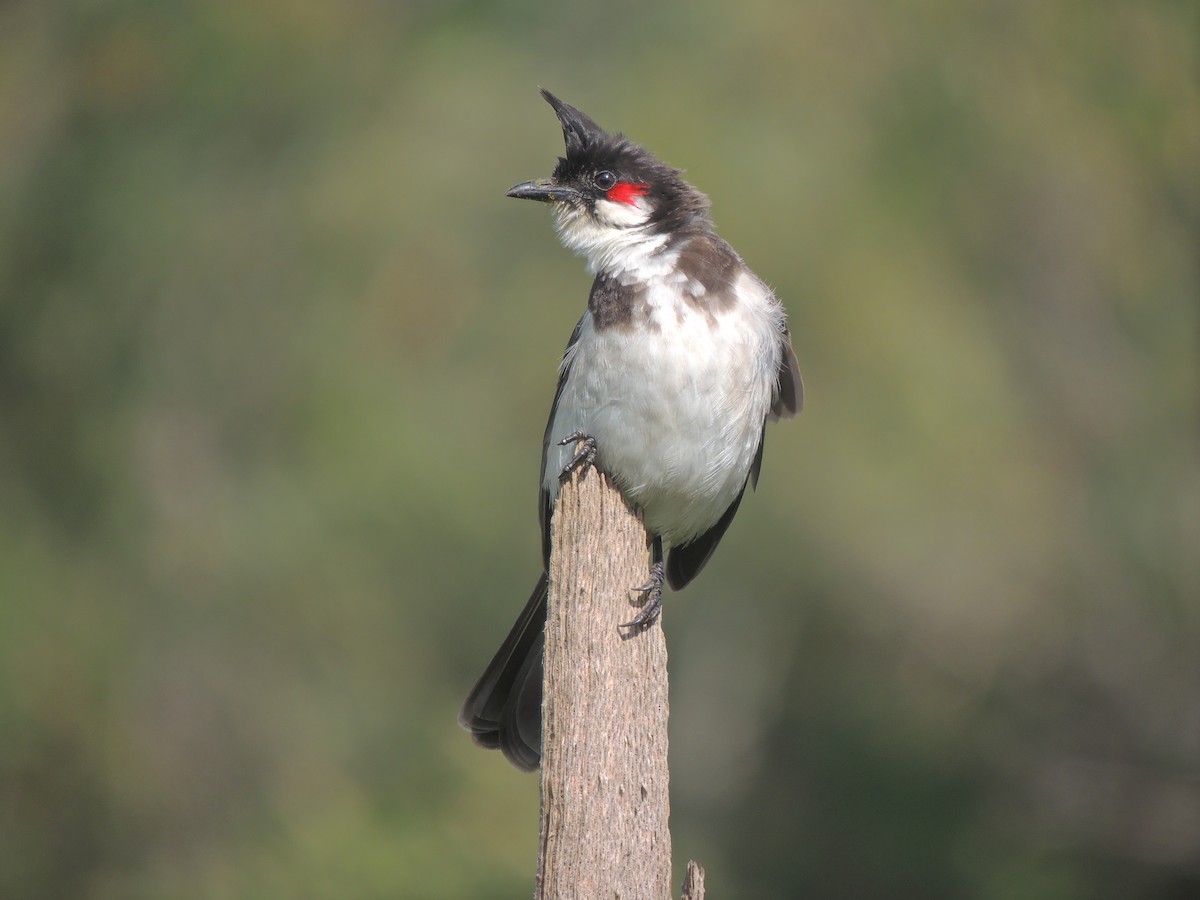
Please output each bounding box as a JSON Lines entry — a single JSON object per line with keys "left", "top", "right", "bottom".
{"left": 536, "top": 463, "right": 676, "bottom": 899}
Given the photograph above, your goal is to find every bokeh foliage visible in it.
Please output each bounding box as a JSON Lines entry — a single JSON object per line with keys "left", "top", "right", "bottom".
{"left": 1, "top": 1, "right": 1196, "bottom": 897}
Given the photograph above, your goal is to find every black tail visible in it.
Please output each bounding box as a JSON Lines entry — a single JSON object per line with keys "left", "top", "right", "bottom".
{"left": 458, "top": 573, "right": 546, "bottom": 771}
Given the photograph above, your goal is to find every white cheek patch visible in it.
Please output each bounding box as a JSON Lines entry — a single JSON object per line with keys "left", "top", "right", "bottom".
{"left": 594, "top": 196, "right": 652, "bottom": 229}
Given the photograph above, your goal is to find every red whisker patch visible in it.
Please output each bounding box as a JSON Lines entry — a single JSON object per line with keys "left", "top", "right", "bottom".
{"left": 607, "top": 182, "right": 650, "bottom": 206}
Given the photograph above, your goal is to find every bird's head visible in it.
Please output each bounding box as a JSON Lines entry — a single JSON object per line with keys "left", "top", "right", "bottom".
{"left": 507, "top": 90, "right": 710, "bottom": 272}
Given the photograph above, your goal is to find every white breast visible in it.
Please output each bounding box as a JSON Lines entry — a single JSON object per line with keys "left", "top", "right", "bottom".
{"left": 543, "top": 271, "right": 784, "bottom": 548}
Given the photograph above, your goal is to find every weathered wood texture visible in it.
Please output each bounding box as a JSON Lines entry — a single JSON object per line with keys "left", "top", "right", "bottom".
{"left": 536, "top": 465, "right": 673, "bottom": 899}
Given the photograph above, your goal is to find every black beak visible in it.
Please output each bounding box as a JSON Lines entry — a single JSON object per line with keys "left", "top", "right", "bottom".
{"left": 506, "top": 179, "right": 579, "bottom": 202}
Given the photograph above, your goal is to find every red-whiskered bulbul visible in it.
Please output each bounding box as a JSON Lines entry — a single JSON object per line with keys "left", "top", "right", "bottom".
{"left": 459, "top": 90, "right": 803, "bottom": 771}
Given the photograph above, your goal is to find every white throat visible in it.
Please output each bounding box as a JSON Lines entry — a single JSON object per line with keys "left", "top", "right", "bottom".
{"left": 552, "top": 199, "right": 670, "bottom": 278}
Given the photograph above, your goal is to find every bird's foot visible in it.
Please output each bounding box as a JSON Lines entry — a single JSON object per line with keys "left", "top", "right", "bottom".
{"left": 622, "top": 560, "right": 665, "bottom": 631}
{"left": 558, "top": 431, "right": 598, "bottom": 479}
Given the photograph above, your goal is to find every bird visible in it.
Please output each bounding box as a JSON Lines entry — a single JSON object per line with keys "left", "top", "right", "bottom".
{"left": 459, "top": 90, "right": 802, "bottom": 771}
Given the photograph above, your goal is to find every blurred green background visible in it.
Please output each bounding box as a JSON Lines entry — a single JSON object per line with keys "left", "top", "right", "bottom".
{"left": 1, "top": 1, "right": 1197, "bottom": 897}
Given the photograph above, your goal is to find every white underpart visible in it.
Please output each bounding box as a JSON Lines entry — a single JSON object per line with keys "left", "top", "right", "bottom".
{"left": 543, "top": 265, "right": 785, "bottom": 549}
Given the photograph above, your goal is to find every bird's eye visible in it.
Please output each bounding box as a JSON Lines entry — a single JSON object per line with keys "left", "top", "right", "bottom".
{"left": 593, "top": 171, "right": 617, "bottom": 191}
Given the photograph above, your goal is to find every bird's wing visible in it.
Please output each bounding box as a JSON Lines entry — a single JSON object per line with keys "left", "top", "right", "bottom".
{"left": 539, "top": 314, "right": 586, "bottom": 567}
{"left": 770, "top": 329, "right": 804, "bottom": 420}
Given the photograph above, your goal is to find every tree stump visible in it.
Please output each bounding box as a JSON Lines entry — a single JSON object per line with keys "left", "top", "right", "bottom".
{"left": 536, "top": 463, "right": 673, "bottom": 899}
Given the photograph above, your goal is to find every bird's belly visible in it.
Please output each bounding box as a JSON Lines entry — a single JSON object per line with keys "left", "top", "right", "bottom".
{"left": 544, "top": 304, "right": 776, "bottom": 547}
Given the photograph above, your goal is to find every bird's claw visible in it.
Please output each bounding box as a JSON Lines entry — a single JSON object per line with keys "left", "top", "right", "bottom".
{"left": 558, "top": 430, "right": 598, "bottom": 479}
{"left": 621, "top": 560, "right": 665, "bottom": 631}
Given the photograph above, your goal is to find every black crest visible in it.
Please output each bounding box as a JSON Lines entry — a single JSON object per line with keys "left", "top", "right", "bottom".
{"left": 537, "top": 89, "right": 712, "bottom": 234}
{"left": 540, "top": 89, "right": 605, "bottom": 157}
